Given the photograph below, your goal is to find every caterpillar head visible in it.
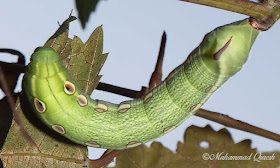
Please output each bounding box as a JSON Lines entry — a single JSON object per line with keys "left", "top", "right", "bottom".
{"left": 31, "top": 47, "right": 59, "bottom": 63}
{"left": 26, "top": 47, "right": 60, "bottom": 78}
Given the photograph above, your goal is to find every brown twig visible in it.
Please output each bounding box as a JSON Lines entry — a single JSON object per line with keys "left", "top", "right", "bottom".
{"left": 181, "top": 0, "right": 268, "bottom": 18}
{"left": 148, "top": 31, "right": 166, "bottom": 89}
{"left": 0, "top": 49, "right": 26, "bottom": 94}
{"left": 181, "top": 0, "right": 280, "bottom": 30}
{"left": 97, "top": 82, "right": 142, "bottom": 99}
{"left": 140, "top": 31, "right": 167, "bottom": 95}
{"left": 89, "top": 150, "right": 123, "bottom": 168}
{"left": 0, "top": 66, "right": 40, "bottom": 152}
{"left": 0, "top": 48, "right": 25, "bottom": 64}
{"left": 0, "top": 62, "right": 26, "bottom": 72}
{"left": 196, "top": 109, "right": 280, "bottom": 142}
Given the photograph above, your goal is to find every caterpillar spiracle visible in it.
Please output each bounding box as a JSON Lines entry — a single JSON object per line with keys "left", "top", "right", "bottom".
{"left": 22, "top": 19, "right": 260, "bottom": 149}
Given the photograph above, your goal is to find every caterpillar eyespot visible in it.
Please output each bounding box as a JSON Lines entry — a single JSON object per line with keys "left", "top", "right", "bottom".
{"left": 95, "top": 103, "right": 108, "bottom": 112}
{"left": 85, "top": 141, "right": 101, "bottom": 148}
{"left": 190, "top": 104, "right": 203, "bottom": 112}
{"left": 163, "top": 126, "right": 176, "bottom": 134}
{"left": 127, "top": 141, "right": 142, "bottom": 148}
{"left": 77, "top": 95, "right": 88, "bottom": 106}
{"left": 52, "top": 125, "right": 66, "bottom": 135}
{"left": 205, "top": 86, "right": 218, "bottom": 93}
{"left": 34, "top": 98, "right": 46, "bottom": 113}
{"left": 118, "top": 103, "right": 131, "bottom": 113}
{"left": 64, "top": 81, "right": 75, "bottom": 95}
{"left": 22, "top": 19, "right": 259, "bottom": 149}
{"left": 143, "top": 92, "right": 153, "bottom": 104}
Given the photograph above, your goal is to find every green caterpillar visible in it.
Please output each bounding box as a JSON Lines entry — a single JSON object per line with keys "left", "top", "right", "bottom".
{"left": 22, "top": 19, "right": 259, "bottom": 149}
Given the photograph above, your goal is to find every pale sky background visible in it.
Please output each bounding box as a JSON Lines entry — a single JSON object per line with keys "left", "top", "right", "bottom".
{"left": 1, "top": 0, "right": 280, "bottom": 160}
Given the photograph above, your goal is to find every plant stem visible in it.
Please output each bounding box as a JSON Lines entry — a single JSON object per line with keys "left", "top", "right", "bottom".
{"left": 0, "top": 67, "right": 40, "bottom": 152}
{"left": 181, "top": 0, "right": 280, "bottom": 30}
{"left": 196, "top": 109, "right": 280, "bottom": 142}
{"left": 89, "top": 150, "right": 123, "bottom": 168}
{"left": 182, "top": 0, "right": 268, "bottom": 18}
{"left": 0, "top": 49, "right": 25, "bottom": 64}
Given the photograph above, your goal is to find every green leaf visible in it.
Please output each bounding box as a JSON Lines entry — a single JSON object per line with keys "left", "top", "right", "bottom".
{"left": 45, "top": 17, "right": 108, "bottom": 95}
{"left": 75, "top": 0, "right": 100, "bottom": 29}
{"left": 0, "top": 98, "right": 89, "bottom": 168}
{"left": 114, "top": 125, "right": 280, "bottom": 168}
{"left": 66, "top": 26, "right": 108, "bottom": 94}
{"left": 47, "top": 16, "right": 77, "bottom": 40}
{"left": 44, "top": 16, "right": 74, "bottom": 63}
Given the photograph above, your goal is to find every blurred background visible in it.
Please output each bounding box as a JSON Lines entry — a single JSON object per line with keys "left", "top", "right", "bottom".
{"left": 0, "top": 0, "right": 279, "bottom": 160}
